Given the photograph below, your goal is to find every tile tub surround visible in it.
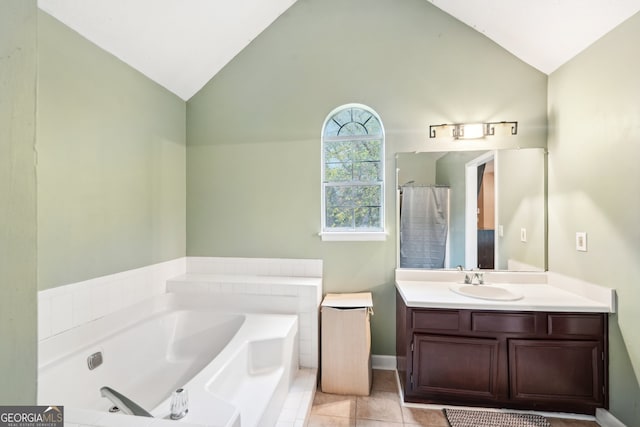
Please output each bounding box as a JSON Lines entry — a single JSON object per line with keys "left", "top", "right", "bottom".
{"left": 167, "top": 273, "right": 322, "bottom": 369}
{"left": 38, "top": 258, "right": 186, "bottom": 340}
{"left": 38, "top": 257, "right": 322, "bottom": 341}
{"left": 38, "top": 256, "right": 323, "bottom": 369}
{"left": 186, "top": 256, "right": 323, "bottom": 278}
{"left": 169, "top": 257, "right": 323, "bottom": 369}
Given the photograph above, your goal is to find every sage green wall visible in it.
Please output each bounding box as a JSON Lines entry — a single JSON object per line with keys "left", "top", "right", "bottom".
{"left": 496, "top": 149, "right": 545, "bottom": 270}
{"left": 37, "top": 12, "right": 187, "bottom": 290}
{"left": 434, "top": 151, "right": 486, "bottom": 267}
{"left": 187, "top": 0, "right": 547, "bottom": 354}
{"left": 396, "top": 153, "right": 438, "bottom": 187}
{"left": 0, "top": 0, "right": 38, "bottom": 403}
{"left": 547, "top": 12, "right": 640, "bottom": 425}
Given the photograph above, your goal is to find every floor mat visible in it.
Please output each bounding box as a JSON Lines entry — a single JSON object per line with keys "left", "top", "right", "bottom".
{"left": 444, "top": 408, "right": 552, "bottom": 427}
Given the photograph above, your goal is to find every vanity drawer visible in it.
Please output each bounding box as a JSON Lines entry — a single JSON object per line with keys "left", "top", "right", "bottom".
{"left": 547, "top": 314, "right": 604, "bottom": 337}
{"left": 472, "top": 312, "right": 537, "bottom": 334}
{"left": 412, "top": 310, "right": 460, "bottom": 331}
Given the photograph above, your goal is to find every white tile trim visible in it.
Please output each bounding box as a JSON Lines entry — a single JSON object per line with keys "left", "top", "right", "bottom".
{"left": 276, "top": 368, "right": 317, "bottom": 427}
{"left": 186, "top": 256, "right": 322, "bottom": 277}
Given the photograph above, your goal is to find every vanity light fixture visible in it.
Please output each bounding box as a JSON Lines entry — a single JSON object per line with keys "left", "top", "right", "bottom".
{"left": 429, "top": 121, "right": 518, "bottom": 139}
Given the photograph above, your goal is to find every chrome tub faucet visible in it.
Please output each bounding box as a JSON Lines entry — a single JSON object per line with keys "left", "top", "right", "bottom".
{"left": 100, "top": 386, "right": 153, "bottom": 418}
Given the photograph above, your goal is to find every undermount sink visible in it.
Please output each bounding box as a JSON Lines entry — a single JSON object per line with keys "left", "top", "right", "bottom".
{"left": 449, "top": 284, "right": 523, "bottom": 301}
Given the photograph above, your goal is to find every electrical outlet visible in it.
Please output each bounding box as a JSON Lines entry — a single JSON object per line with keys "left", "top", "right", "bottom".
{"left": 498, "top": 225, "right": 504, "bottom": 237}
{"left": 576, "top": 232, "right": 587, "bottom": 251}
{"left": 520, "top": 228, "right": 527, "bottom": 242}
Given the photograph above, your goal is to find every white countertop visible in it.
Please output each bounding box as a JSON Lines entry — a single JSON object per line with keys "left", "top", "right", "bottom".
{"left": 396, "top": 280, "right": 614, "bottom": 313}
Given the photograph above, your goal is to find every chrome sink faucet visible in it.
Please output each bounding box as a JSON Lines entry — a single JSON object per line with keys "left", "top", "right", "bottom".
{"left": 471, "top": 272, "right": 484, "bottom": 285}
{"left": 457, "top": 266, "right": 484, "bottom": 285}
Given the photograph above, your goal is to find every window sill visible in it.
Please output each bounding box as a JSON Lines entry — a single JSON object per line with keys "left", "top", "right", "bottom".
{"left": 319, "top": 231, "right": 388, "bottom": 242}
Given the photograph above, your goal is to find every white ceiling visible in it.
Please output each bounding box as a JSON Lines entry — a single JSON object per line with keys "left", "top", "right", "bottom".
{"left": 428, "top": 0, "right": 640, "bottom": 74}
{"left": 38, "top": 0, "right": 640, "bottom": 101}
{"left": 37, "top": 0, "right": 298, "bottom": 100}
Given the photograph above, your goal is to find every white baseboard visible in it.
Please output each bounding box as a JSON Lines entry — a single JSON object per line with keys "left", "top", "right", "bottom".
{"left": 372, "top": 354, "right": 397, "bottom": 370}
{"left": 596, "top": 408, "right": 627, "bottom": 427}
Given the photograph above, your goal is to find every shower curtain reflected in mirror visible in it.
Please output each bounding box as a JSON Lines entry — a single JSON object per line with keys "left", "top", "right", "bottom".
{"left": 400, "top": 186, "right": 450, "bottom": 268}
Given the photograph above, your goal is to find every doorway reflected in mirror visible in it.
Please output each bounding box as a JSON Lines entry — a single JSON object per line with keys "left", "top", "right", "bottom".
{"left": 396, "top": 148, "right": 546, "bottom": 271}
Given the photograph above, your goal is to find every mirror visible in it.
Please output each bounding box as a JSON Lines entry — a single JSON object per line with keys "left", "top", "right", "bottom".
{"left": 396, "top": 148, "right": 546, "bottom": 271}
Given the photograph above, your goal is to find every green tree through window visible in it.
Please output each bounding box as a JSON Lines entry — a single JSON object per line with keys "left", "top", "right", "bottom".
{"left": 322, "top": 104, "right": 385, "bottom": 232}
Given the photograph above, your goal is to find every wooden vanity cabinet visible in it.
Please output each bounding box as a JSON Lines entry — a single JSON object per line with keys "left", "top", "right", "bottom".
{"left": 396, "top": 291, "right": 608, "bottom": 414}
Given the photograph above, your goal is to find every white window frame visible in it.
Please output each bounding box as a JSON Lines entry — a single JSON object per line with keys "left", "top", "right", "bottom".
{"left": 319, "top": 103, "right": 386, "bottom": 242}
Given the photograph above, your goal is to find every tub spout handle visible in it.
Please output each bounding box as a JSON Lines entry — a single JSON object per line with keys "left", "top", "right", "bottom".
{"left": 100, "top": 386, "right": 153, "bottom": 418}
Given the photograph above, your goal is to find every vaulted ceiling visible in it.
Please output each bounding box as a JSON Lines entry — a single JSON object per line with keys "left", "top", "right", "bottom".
{"left": 37, "top": 0, "right": 640, "bottom": 101}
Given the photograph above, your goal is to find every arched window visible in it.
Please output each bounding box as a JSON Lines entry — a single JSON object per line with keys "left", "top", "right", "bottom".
{"left": 321, "top": 104, "right": 385, "bottom": 240}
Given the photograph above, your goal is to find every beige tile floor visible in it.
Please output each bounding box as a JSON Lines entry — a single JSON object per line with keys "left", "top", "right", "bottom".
{"left": 308, "top": 370, "right": 601, "bottom": 427}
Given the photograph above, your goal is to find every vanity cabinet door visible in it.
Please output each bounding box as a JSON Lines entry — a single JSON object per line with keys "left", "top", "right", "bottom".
{"left": 509, "top": 339, "right": 604, "bottom": 407}
{"left": 412, "top": 334, "right": 500, "bottom": 400}
{"left": 397, "top": 299, "right": 607, "bottom": 414}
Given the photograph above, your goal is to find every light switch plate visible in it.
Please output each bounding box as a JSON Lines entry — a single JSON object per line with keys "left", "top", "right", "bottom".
{"left": 576, "top": 232, "right": 587, "bottom": 251}
{"left": 520, "top": 228, "right": 527, "bottom": 242}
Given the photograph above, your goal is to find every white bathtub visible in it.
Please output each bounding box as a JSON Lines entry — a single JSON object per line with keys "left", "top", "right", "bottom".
{"left": 38, "top": 293, "right": 299, "bottom": 427}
